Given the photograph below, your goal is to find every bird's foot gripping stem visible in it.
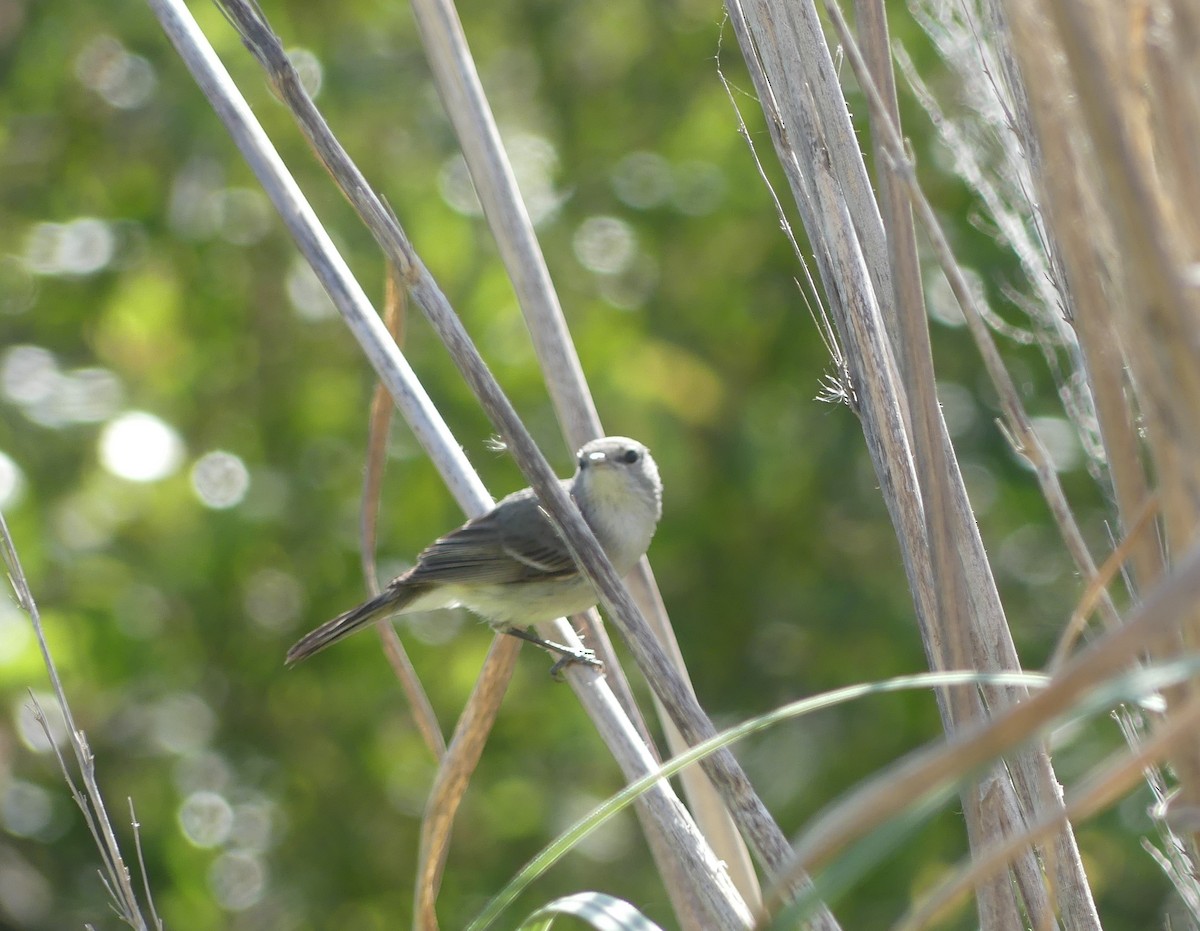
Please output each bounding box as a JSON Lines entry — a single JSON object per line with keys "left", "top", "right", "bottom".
{"left": 503, "top": 626, "right": 604, "bottom": 678}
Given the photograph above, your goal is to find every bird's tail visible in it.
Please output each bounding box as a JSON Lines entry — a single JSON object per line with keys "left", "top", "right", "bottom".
{"left": 286, "top": 584, "right": 420, "bottom": 665}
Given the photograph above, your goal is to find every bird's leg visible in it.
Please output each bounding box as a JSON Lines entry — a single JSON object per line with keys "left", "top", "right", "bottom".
{"left": 502, "top": 626, "right": 603, "bottom": 675}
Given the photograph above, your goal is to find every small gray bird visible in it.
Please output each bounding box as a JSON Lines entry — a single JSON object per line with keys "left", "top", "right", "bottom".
{"left": 286, "top": 436, "right": 662, "bottom": 666}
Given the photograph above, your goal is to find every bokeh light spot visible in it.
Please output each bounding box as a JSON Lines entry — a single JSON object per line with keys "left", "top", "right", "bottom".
{"left": 998, "top": 524, "right": 1065, "bottom": 586}
{"left": 2, "top": 782, "right": 53, "bottom": 839}
{"left": 673, "top": 160, "right": 725, "bottom": 215}
{"left": 174, "top": 751, "right": 233, "bottom": 796}
{"left": 0, "top": 598, "right": 30, "bottom": 664}
{"left": 508, "top": 133, "right": 565, "bottom": 225}
{"left": 286, "top": 258, "right": 337, "bottom": 321}
{"left": 216, "top": 188, "right": 272, "bottom": 246}
{"left": 1030, "top": 416, "right": 1083, "bottom": 472}
{"left": 210, "top": 851, "right": 266, "bottom": 910}
{"left": 99, "top": 412, "right": 184, "bottom": 482}
{"left": 2, "top": 346, "right": 58, "bottom": 406}
{"left": 438, "top": 154, "right": 482, "bottom": 217}
{"left": 178, "top": 790, "right": 233, "bottom": 847}
{"left": 960, "top": 461, "right": 999, "bottom": 515}
{"left": 168, "top": 157, "right": 223, "bottom": 239}
{"left": 25, "top": 218, "right": 115, "bottom": 276}
{"left": 936, "top": 381, "right": 977, "bottom": 438}
{"left": 243, "top": 568, "right": 304, "bottom": 632}
{"left": 230, "top": 799, "right": 275, "bottom": 851}
{"left": 0, "top": 856, "right": 51, "bottom": 924}
{"left": 191, "top": 450, "right": 250, "bottom": 509}
{"left": 573, "top": 216, "right": 636, "bottom": 275}
{"left": 0, "top": 451, "right": 25, "bottom": 508}
{"left": 926, "top": 270, "right": 968, "bottom": 328}
{"left": 597, "top": 253, "right": 658, "bottom": 310}
{"left": 151, "top": 693, "right": 216, "bottom": 755}
{"left": 53, "top": 368, "right": 124, "bottom": 424}
{"left": 439, "top": 133, "right": 564, "bottom": 224}
{"left": 611, "top": 151, "right": 673, "bottom": 209}
{"left": 74, "top": 34, "right": 156, "bottom": 109}
{"left": 2, "top": 348, "right": 123, "bottom": 428}
{"left": 286, "top": 47, "right": 323, "bottom": 98}
{"left": 554, "top": 792, "right": 635, "bottom": 862}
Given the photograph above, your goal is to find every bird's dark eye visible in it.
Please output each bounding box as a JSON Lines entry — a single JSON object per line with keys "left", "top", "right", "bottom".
{"left": 620, "top": 448, "right": 640, "bottom": 464}
{"left": 578, "top": 455, "right": 588, "bottom": 469}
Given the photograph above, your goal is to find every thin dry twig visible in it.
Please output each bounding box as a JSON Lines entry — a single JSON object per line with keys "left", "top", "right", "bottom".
{"left": 1049, "top": 493, "right": 1160, "bottom": 672}
{"left": 1, "top": 512, "right": 157, "bottom": 930}
{"left": 129, "top": 799, "right": 163, "bottom": 931}
{"left": 716, "top": 17, "right": 839, "bottom": 378}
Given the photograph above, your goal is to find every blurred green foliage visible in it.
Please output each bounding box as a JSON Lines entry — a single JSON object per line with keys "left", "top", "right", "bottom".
{"left": 0, "top": 0, "right": 1177, "bottom": 927}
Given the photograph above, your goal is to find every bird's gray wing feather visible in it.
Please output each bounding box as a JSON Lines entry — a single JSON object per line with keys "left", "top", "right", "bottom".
{"left": 406, "top": 484, "right": 578, "bottom": 585}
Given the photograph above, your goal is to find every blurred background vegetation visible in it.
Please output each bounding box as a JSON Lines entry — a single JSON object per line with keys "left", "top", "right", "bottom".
{"left": 0, "top": 0, "right": 1174, "bottom": 927}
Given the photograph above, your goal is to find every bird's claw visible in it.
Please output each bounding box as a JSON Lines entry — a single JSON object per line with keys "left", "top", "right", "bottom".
{"left": 548, "top": 647, "right": 603, "bottom": 680}
{"left": 502, "top": 626, "right": 604, "bottom": 678}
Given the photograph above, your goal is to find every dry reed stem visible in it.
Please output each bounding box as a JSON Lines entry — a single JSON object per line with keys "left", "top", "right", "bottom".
{"left": 360, "top": 271, "right": 447, "bottom": 762}
{"left": 416, "top": 635, "right": 522, "bottom": 931}
{"left": 207, "top": 0, "right": 794, "bottom": 909}
{"left": 406, "top": 0, "right": 599, "bottom": 447}
{"left": 407, "top": 0, "right": 756, "bottom": 911}
{"left": 624, "top": 559, "right": 765, "bottom": 916}
{"left": 734, "top": 0, "right": 1100, "bottom": 923}
{"left": 730, "top": 0, "right": 1025, "bottom": 920}
{"left": 1000, "top": 0, "right": 1200, "bottom": 847}
{"left": 838, "top": 9, "right": 1029, "bottom": 920}
{"left": 408, "top": 0, "right": 644, "bottom": 743}
{"left": 153, "top": 0, "right": 769, "bottom": 925}
{"left": 988, "top": 0, "right": 1165, "bottom": 599}
{"left": 896, "top": 684, "right": 1200, "bottom": 930}
{"left": 853, "top": 0, "right": 1120, "bottom": 632}
{"left": 767, "top": 533, "right": 1200, "bottom": 910}
{"left": 1047, "top": 0, "right": 1200, "bottom": 493}
{"left": 841, "top": 0, "right": 977, "bottom": 715}
{"left": 826, "top": 2, "right": 1112, "bottom": 923}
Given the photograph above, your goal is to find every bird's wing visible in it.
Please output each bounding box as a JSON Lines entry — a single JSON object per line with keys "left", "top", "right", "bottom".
{"left": 406, "top": 484, "right": 578, "bottom": 586}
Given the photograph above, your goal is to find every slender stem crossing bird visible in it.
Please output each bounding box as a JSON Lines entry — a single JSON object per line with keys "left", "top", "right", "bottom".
{"left": 285, "top": 437, "right": 663, "bottom": 667}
